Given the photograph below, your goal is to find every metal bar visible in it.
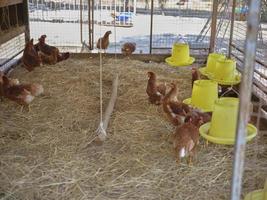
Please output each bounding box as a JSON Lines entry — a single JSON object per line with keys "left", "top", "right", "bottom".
{"left": 0, "top": 49, "right": 24, "bottom": 68}
{"left": 80, "top": 0, "right": 83, "bottom": 44}
{"left": 209, "top": 0, "right": 219, "bottom": 52}
{"left": 228, "top": 0, "right": 237, "bottom": 58}
{"left": 23, "top": 0, "right": 30, "bottom": 42}
{"left": 92, "top": 0, "right": 94, "bottom": 49}
{"left": 215, "top": 2, "right": 229, "bottom": 39}
{"left": 231, "top": 43, "right": 267, "bottom": 69}
{"left": 230, "top": 0, "right": 261, "bottom": 200}
{"left": 123, "top": 0, "right": 126, "bottom": 25}
{"left": 231, "top": 53, "right": 267, "bottom": 88}
{"left": 152, "top": 47, "right": 210, "bottom": 50}
{"left": 134, "top": 0, "right": 136, "bottom": 14}
{"left": 88, "top": 0, "right": 91, "bottom": 49}
{"left": 81, "top": 41, "right": 91, "bottom": 52}
{"left": 149, "top": 0, "right": 154, "bottom": 54}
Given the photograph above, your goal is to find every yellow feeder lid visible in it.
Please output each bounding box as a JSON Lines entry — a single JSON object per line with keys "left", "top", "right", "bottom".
{"left": 199, "top": 53, "right": 226, "bottom": 76}
{"left": 165, "top": 43, "right": 195, "bottom": 67}
{"left": 199, "top": 97, "right": 257, "bottom": 145}
{"left": 183, "top": 80, "right": 218, "bottom": 112}
{"left": 244, "top": 180, "right": 267, "bottom": 200}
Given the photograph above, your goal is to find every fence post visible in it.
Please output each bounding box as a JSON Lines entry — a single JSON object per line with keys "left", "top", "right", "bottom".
{"left": 149, "top": 0, "right": 154, "bottom": 54}
{"left": 80, "top": 0, "right": 83, "bottom": 44}
{"left": 88, "top": 0, "right": 91, "bottom": 49}
{"left": 230, "top": 0, "right": 261, "bottom": 200}
{"left": 209, "top": 0, "right": 218, "bottom": 53}
{"left": 134, "top": 0, "right": 137, "bottom": 14}
{"left": 23, "top": 0, "right": 30, "bottom": 43}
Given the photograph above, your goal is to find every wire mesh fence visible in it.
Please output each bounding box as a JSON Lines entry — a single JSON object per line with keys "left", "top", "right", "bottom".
{"left": 0, "top": 2, "right": 26, "bottom": 72}
{"left": 28, "top": 0, "right": 84, "bottom": 52}
{"left": 151, "top": 0, "right": 213, "bottom": 54}
{"left": 214, "top": 0, "right": 267, "bottom": 106}
{"left": 0, "top": 33, "right": 25, "bottom": 72}
{"left": 27, "top": 0, "right": 214, "bottom": 54}
{"left": 219, "top": 8, "right": 267, "bottom": 197}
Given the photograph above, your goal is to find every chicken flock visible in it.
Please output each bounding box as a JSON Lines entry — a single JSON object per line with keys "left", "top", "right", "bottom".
{"left": 0, "top": 34, "right": 71, "bottom": 109}
{"left": 1, "top": 31, "right": 135, "bottom": 109}
{"left": 97, "top": 31, "right": 136, "bottom": 56}
{"left": 146, "top": 70, "right": 212, "bottom": 165}
{"left": 2, "top": 31, "right": 237, "bottom": 165}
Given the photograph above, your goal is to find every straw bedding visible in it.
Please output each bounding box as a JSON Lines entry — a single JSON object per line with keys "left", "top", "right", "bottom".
{"left": 0, "top": 56, "right": 266, "bottom": 200}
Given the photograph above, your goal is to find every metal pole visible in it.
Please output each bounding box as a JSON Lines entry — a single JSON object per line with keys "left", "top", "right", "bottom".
{"left": 88, "top": 0, "right": 91, "bottom": 49}
{"left": 134, "top": 0, "right": 137, "bottom": 14}
{"left": 23, "top": 0, "right": 30, "bottom": 43}
{"left": 230, "top": 0, "right": 261, "bottom": 200}
{"left": 149, "top": 0, "right": 154, "bottom": 54}
{"left": 209, "top": 0, "right": 219, "bottom": 53}
{"left": 92, "top": 0, "right": 94, "bottom": 48}
{"left": 80, "top": 0, "right": 83, "bottom": 44}
{"left": 228, "top": 0, "right": 237, "bottom": 58}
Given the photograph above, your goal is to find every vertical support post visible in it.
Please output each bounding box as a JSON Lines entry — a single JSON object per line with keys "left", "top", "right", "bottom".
{"left": 23, "top": 0, "right": 30, "bottom": 43}
{"left": 92, "top": 0, "right": 94, "bottom": 47}
{"left": 149, "top": 0, "right": 154, "bottom": 54}
{"left": 123, "top": 0, "right": 126, "bottom": 24}
{"left": 80, "top": 0, "right": 83, "bottom": 44}
{"left": 209, "top": 0, "right": 219, "bottom": 53}
{"left": 88, "top": 0, "right": 92, "bottom": 49}
{"left": 228, "top": 0, "right": 237, "bottom": 58}
{"left": 134, "top": 0, "right": 137, "bottom": 14}
{"left": 230, "top": 1, "right": 261, "bottom": 200}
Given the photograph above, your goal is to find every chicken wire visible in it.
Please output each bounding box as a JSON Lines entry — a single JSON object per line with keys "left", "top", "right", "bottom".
{"left": 151, "top": 0, "right": 213, "bottom": 54}
{"left": 27, "top": 0, "right": 216, "bottom": 54}
{"left": 81, "top": 0, "right": 138, "bottom": 53}
{"left": 28, "top": 0, "right": 84, "bottom": 52}
{"left": 0, "top": 2, "right": 26, "bottom": 72}
{"left": 215, "top": 1, "right": 267, "bottom": 195}
{"left": 0, "top": 33, "right": 25, "bottom": 72}
{"left": 214, "top": 0, "right": 267, "bottom": 107}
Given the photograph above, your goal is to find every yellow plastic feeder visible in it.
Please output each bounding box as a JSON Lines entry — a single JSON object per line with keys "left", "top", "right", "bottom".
{"left": 199, "top": 97, "right": 257, "bottom": 145}
{"left": 199, "top": 53, "right": 226, "bottom": 76}
{"left": 244, "top": 179, "right": 267, "bottom": 200}
{"left": 183, "top": 80, "right": 218, "bottom": 112}
{"left": 208, "top": 58, "right": 241, "bottom": 85}
{"left": 165, "top": 43, "right": 195, "bottom": 67}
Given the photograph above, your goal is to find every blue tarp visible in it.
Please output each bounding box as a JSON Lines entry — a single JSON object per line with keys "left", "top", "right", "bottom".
{"left": 115, "top": 12, "right": 134, "bottom": 22}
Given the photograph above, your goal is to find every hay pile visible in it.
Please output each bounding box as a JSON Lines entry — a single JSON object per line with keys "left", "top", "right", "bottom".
{"left": 0, "top": 56, "right": 266, "bottom": 200}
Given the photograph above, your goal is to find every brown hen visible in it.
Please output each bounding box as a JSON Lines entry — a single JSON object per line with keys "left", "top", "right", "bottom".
{"left": 162, "top": 82, "right": 191, "bottom": 126}
{"left": 2, "top": 76, "right": 34, "bottom": 107}
{"left": 121, "top": 42, "right": 136, "bottom": 56}
{"left": 146, "top": 71, "right": 166, "bottom": 105}
{"left": 36, "top": 35, "right": 70, "bottom": 64}
{"left": 96, "top": 31, "right": 112, "bottom": 52}
{"left": 22, "top": 39, "right": 42, "bottom": 72}
{"left": 191, "top": 67, "right": 200, "bottom": 88}
{"left": 172, "top": 113, "right": 203, "bottom": 165}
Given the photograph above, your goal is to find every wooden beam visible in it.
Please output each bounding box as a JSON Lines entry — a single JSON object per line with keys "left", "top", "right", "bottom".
{"left": 97, "top": 74, "right": 119, "bottom": 142}
{"left": 0, "top": 0, "right": 23, "bottom": 8}
{"left": 71, "top": 53, "right": 207, "bottom": 63}
{"left": 102, "top": 74, "right": 119, "bottom": 131}
{"left": 0, "top": 25, "right": 25, "bottom": 45}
